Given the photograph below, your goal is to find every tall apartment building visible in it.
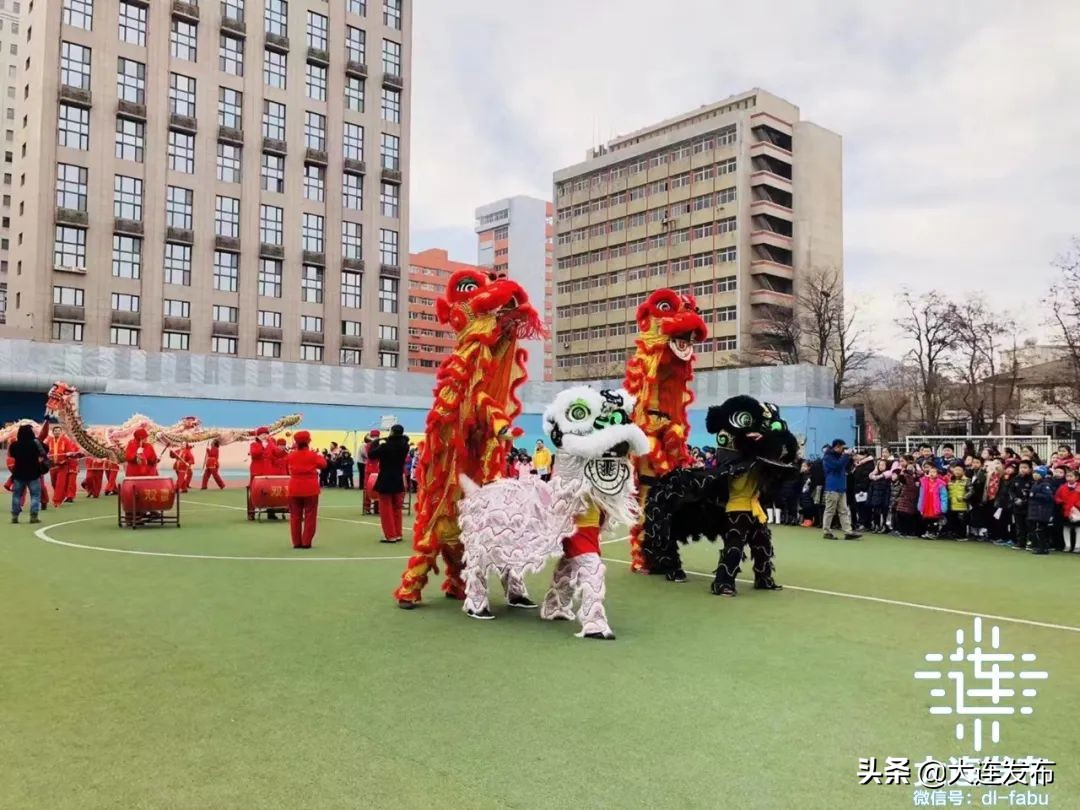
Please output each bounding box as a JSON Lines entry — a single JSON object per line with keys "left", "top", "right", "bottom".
{"left": 5, "top": 0, "right": 411, "bottom": 370}
{"left": 475, "top": 195, "right": 554, "bottom": 382}
{"left": 0, "top": 0, "right": 23, "bottom": 324}
{"left": 551, "top": 88, "right": 842, "bottom": 381}
{"left": 406, "top": 247, "right": 478, "bottom": 373}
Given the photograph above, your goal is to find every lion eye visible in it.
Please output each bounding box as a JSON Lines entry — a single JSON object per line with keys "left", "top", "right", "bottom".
{"left": 456, "top": 279, "right": 479, "bottom": 293}
{"left": 567, "top": 401, "right": 591, "bottom": 421}
{"left": 655, "top": 300, "right": 673, "bottom": 312}
{"left": 731, "top": 411, "right": 754, "bottom": 429}
{"left": 770, "top": 421, "right": 783, "bottom": 432}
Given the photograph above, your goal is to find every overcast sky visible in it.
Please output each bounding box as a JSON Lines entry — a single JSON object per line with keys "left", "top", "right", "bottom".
{"left": 408, "top": 0, "right": 1080, "bottom": 350}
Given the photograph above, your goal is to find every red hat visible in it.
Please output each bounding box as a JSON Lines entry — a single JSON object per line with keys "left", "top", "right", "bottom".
{"left": 134, "top": 428, "right": 148, "bottom": 441}
{"left": 276, "top": 438, "right": 286, "bottom": 445}
{"left": 255, "top": 426, "right": 269, "bottom": 436}
{"left": 370, "top": 429, "right": 381, "bottom": 438}
{"left": 294, "top": 430, "right": 311, "bottom": 445}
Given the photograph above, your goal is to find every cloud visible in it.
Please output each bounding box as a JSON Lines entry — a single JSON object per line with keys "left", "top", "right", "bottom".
{"left": 409, "top": 0, "right": 1080, "bottom": 351}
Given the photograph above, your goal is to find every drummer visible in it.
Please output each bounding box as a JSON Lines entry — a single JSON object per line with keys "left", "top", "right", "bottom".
{"left": 124, "top": 428, "right": 158, "bottom": 477}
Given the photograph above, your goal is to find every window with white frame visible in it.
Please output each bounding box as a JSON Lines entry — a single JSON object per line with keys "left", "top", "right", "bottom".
{"left": 59, "top": 104, "right": 90, "bottom": 150}
{"left": 61, "top": 42, "right": 91, "bottom": 90}
{"left": 215, "top": 196, "right": 240, "bottom": 238}
{"left": 261, "top": 152, "right": 284, "bottom": 193}
{"left": 378, "top": 275, "right": 398, "bottom": 313}
{"left": 115, "top": 118, "right": 144, "bottom": 162}
{"left": 301, "top": 265, "right": 323, "bottom": 303}
{"left": 341, "top": 270, "right": 362, "bottom": 308}
{"left": 345, "top": 76, "right": 365, "bottom": 111}
{"left": 169, "top": 73, "right": 196, "bottom": 117}
{"left": 117, "top": 57, "right": 145, "bottom": 103}
{"left": 306, "top": 63, "right": 327, "bottom": 102}
{"left": 348, "top": 0, "right": 367, "bottom": 15}
{"left": 118, "top": 1, "right": 146, "bottom": 46}
{"left": 381, "top": 132, "right": 399, "bottom": 169}
{"left": 211, "top": 337, "right": 237, "bottom": 355}
{"left": 258, "top": 341, "right": 281, "bottom": 358}
{"left": 380, "top": 182, "right": 398, "bottom": 217}
{"left": 166, "top": 186, "right": 193, "bottom": 229}
{"left": 262, "top": 100, "right": 286, "bottom": 140}
{"left": 346, "top": 26, "right": 366, "bottom": 62}
{"left": 54, "top": 226, "right": 86, "bottom": 267}
{"left": 213, "top": 305, "right": 238, "bottom": 323}
{"left": 110, "top": 293, "right": 139, "bottom": 312}
{"left": 260, "top": 204, "right": 283, "bottom": 245}
{"left": 382, "top": 40, "right": 401, "bottom": 75}
{"left": 383, "top": 0, "right": 402, "bottom": 30}
{"left": 259, "top": 259, "right": 282, "bottom": 298}
{"left": 164, "top": 299, "right": 190, "bottom": 318}
{"left": 222, "top": 1, "right": 245, "bottom": 22}
{"left": 63, "top": 0, "right": 94, "bottom": 31}
{"left": 111, "top": 235, "right": 141, "bottom": 278}
{"left": 300, "top": 345, "right": 323, "bottom": 362}
{"left": 380, "top": 87, "right": 401, "bottom": 123}
{"left": 216, "top": 143, "right": 241, "bottom": 183}
{"left": 307, "top": 12, "right": 328, "bottom": 50}
{"left": 342, "top": 221, "right": 362, "bottom": 259}
{"left": 219, "top": 34, "right": 244, "bottom": 76}
{"left": 379, "top": 228, "right": 398, "bottom": 265}
{"left": 56, "top": 163, "right": 87, "bottom": 211}
{"left": 343, "top": 123, "right": 364, "bottom": 160}
{"left": 301, "top": 315, "right": 323, "bottom": 333}
{"left": 304, "top": 163, "right": 325, "bottom": 201}
{"left": 218, "top": 86, "right": 243, "bottom": 129}
{"left": 110, "top": 326, "right": 140, "bottom": 347}
{"left": 213, "top": 251, "right": 239, "bottom": 292}
{"left": 163, "top": 332, "right": 190, "bottom": 351}
{"left": 258, "top": 310, "right": 282, "bottom": 328}
{"left": 302, "top": 213, "right": 324, "bottom": 253}
{"left": 168, "top": 130, "right": 195, "bottom": 174}
{"left": 170, "top": 19, "right": 198, "bottom": 62}
{"left": 343, "top": 173, "right": 363, "bottom": 210}
{"left": 164, "top": 243, "right": 191, "bottom": 286}
{"left": 113, "top": 175, "right": 143, "bottom": 220}
{"left": 305, "top": 111, "right": 326, "bottom": 150}
{"left": 264, "top": 49, "right": 286, "bottom": 89}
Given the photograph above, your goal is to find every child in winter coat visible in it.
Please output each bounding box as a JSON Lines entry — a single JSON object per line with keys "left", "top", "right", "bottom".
{"left": 1054, "top": 469, "right": 1080, "bottom": 552}
{"left": 895, "top": 459, "right": 921, "bottom": 537}
{"left": 918, "top": 467, "right": 948, "bottom": 538}
{"left": 798, "top": 462, "right": 817, "bottom": 527}
{"left": 999, "top": 462, "right": 1034, "bottom": 549}
{"left": 1027, "top": 467, "right": 1057, "bottom": 555}
{"left": 945, "top": 464, "right": 970, "bottom": 540}
{"left": 867, "top": 460, "right": 894, "bottom": 533}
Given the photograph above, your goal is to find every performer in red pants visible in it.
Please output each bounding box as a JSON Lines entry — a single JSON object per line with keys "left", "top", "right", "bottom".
{"left": 46, "top": 425, "right": 79, "bottom": 507}
{"left": 247, "top": 427, "right": 272, "bottom": 519}
{"left": 169, "top": 442, "right": 195, "bottom": 492}
{"left": 82, "top": 455, "right": 104, "bottom": 498}
{"left": 103, "top": 459, "right": 120, "bottom": 495}
{"left": 201, "top": 439, "right": 225, "bottom": 489}
{"left": 369, "top": 424, "right": 410, "bottom": 543}
{"left": 286, "top": 431, "right": 326, "bottom": 549}
{"left": 124, "top": 429, "right": 159, "bottom": 476}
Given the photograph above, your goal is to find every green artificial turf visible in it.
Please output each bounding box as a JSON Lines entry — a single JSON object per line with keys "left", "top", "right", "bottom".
{"left": 1, "top": 490, "right": 1078, "bottom": 809}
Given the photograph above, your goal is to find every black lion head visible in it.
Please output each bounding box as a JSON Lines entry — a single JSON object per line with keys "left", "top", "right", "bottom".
{"left": 705, "top": 395, "right": 799, "bottom": 467}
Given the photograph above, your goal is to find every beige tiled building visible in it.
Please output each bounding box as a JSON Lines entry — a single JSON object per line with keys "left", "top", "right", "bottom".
{"left": 0, "top": 0, "right": 24, "bottom": 325}
{"left": 4, "top": 0, "right": 411, "bottom": 369}
{"left": 552, "top": 88, "right": 842, "bottom": 381}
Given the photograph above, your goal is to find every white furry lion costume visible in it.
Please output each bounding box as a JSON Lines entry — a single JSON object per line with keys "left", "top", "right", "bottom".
{"left": 457, "top": 386, "right": 648, "bottom": 639}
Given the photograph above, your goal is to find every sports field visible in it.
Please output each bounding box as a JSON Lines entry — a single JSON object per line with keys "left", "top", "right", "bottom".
{"left": 2, "top": 489, "right": 1077, "bottom": 809}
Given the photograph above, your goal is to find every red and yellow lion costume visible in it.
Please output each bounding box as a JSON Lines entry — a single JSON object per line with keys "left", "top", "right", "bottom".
{"left": 623, "top": 289, "right": 708, "bottom": 572}
{"left": 395, "top": 269, "right": 544, "bottom": 607}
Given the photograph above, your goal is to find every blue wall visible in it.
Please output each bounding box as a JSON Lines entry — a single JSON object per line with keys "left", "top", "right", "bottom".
{"left": 0, "top": 391, "right": 47, "bottom": 424}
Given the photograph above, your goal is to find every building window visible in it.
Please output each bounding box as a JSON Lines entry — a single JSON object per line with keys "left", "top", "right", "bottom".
{"left": 263, "top": 49, "right": 287, "bottom": 89}
{"left": 343, "top": 123, "right": 364, "bottom": 160}
{"left": 301, "top": 315, "right": 323, "bottom": 333}
{"left": 346, "top": 26, "right": 366, "bottom": 63}
{"left": 301, "top": 265, "right": 324, "bottom": 303}
{"left": 262, "top": 100, "right": 286, "bottom": 140}
{"left": 379, "top": 228, "right": 398, "bottom": 266}
{"left": 54, "top": 286, "right": 85, "bottom": 307}
{"left": 211, "top": 337, "right": 237, "bottom": 355}
{"left": 345, "top": 76, "right": 365, "bottom": 112}
{"left": 110, "top": 326, "right": 139, "bottom": 347}
{"left": 303, "top": 163, "right": 325, "bottom": 202}
{"left": 118, "top": 1, "right": 146, "bottom": 46}
{"left": 52, "top": 322, "right": 85, "bottom": 342}
{"left": 258, "top": 310, "right": 282, "bottom": 328}
{"left": 217, "top": 143, "right": 242, "bottom": 183}
{"left": 163, "top": 332, "right": 190, "bottom": 351}
{"left": 213, "top": 305, "right": 238, "bottom": 323}
{"left": 117, "top": 57, "right": 145, "bottom": 103}
{"left": 259, "top": 259, "right": 282, "bottom": 297}
{"left": 260, "top": 204, "right": 283, "bottom": 245}
{"left": 307, "top": 12, "right": 328, "bottom": 50}
{"left": 382, "top": 39, "right": 401, "bottom": 75}
{"left": 306, "top": 63, "right": 327, "bottom": 101}
{"left": 56, "top": 163, "right": 88, "bottom": 211}
{"left": 53, "top": 226, "right": 86, "bottom": 267}
{"left": 300, "top": 345, "right": 323, "bottom": 362}
{"left": 340, "top": 348, "right": 361, "bottom": 365}
{"left": 111, "top": 234, "right": 141, "bottom": 278}
{"left": 381, "top": 132, "right": 399, "bottom": 169}
{"left": 168, "top": 130, "right": 195, "bottom": 174}
{"left": 219, "top": 86, "right": 243, "bottom": 129}
{"left": 166, "top": 186, "right": 193, "bottom": 229}
{"left": 115, "top": 117, "right": 144, "bottom": 162}
{"left": 111, "top": 294, "right": 140, "bottom": 314}
{"left": 58, "top": 104, "right": 90, "bottom": 151}
{"left": 380, "top": 87, "right": 401, "bottom": 123}
{"left": 219, "top": 34, "right": 244, "bottom": 76}
{"left": 341, "top": 270, "right": 362, "bottom": 308}
{"left": 215, "top": 196, "right": 240, "bottom": 237}
{"left": 169, "top": 73, "right": 197, "bottom": 117}
{"left": 380, "top": 182, "right": 398, "bottom": 217}
{"left": 63, "top": 0, "right": 94, "bottom": 31}
{"left": 342, "top": 320, "right": 362, "bottom": 337}
{"left": 383, "top": 0, "right": 402, "bottom": 30}
{"left": 305, "top": 111, "right": 326, "bottom": 150}
{"left": 170, "top": 18, "right": 198, "bottom": 62}
{"left": 213, "top": 251, "right": 239, "bottom": 291}
{"left": 302, "top": 213, "right": 324, "bottom": 253}
{"left": 222, "top": 1, "right": 245, "bottom": 22}
{"left": 266, "top": 0, "right": 288, "bottom": 36}
{"left": 342, "top": 221, "right": 363, "bottom": 259}
{"left": 164, "top": 299, "right": 190, "bottom": 318}
{"left": 379, "top": 275, "right": 398, "bottom": 313}
{"left": 348, "top": 0, "right": 368, "bottom": 15}
{"left": 343, "top": 173, "right": 363, "bottom": 210}
{"left": 379, "top": 324, "right": 397, "bottom": 341}
{"left": 257, "top": 341, "right": 281, "bottom": 359}
{"left": 261, "top": 152, "right": 284, "bottom": 193}
{"left": 164, "top": 242, "right": 192, "bottom": 286}
{"left": 379, "top": 351, "right": 398, "bottom": 368}
{"left": 61, "top": 42, "right": 91, "bottom": 90}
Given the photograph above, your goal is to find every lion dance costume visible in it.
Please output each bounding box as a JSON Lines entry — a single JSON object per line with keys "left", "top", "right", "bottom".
{"left": 623, "top": 289, "right": 707, "bottom": 572}
{"left": 394, "top": 269, "right": 544, "bottom": 608}
{"left": 456, "top": 387, "right": 648, "bottom": 639}
{"left": 641, "top": 396, "right": 800, "bottom": 595}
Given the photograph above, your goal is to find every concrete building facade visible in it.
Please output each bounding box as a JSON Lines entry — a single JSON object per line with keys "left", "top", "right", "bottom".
{"left": 0, "top": 0, "right": 23, "bottom": 325}
{"left": 406, "top": 247, "right": 478, "bottom": 373}
{"left": 475, "top": 195, "right": 554, "bottom": 382}
{"left": 4, "top": 0, "right": 411, "bottom": 370}
{"left": 551, "top": 88, "right": 842, "bottom": 381}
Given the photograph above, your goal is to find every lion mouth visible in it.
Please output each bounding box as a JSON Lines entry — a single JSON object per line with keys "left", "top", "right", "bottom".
{"left": 586, "top": 456, "right": 631, "bottom": 496}
{"left": 602, "top": 441, "right": 631, "bottom": 459}
{"left": 669, "top": 335, "right": 694, "bottom": 361}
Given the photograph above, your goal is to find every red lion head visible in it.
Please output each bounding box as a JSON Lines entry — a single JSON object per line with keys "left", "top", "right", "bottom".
{"left": 635, "top": 289, "right": 709, "bottom": 362}
{"left": 435, "top": 269, "right": 545, "bottom": 341}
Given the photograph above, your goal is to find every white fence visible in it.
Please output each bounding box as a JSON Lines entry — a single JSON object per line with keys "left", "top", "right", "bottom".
{"left": 904, "top": 435, "right": 1055, "bottom": 463}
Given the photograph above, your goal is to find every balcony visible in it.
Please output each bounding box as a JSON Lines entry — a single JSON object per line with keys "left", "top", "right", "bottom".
{"left": 215, "top": 235, "right": 241, "bottom": 252}
{"left": 218, "top": 126, "right": 244, "bottom": 145}
{"left": 262, "top": 137, "right": 287, "bottom": 156}
{"left": 52, "top": 304, "right": 85, "bottom": 323}
{"left": 306, "top": 47, "right": 330, "bottom": 66}
{"left": 257, "top": 326, "right": 282, "bottom": 342}
{"left": 750, "top": 260, "right": 795, "bottom": 281}
{"left": 260, "top": 243, "right": 284, "bottom": 260}
{"left": 171, "top": 0, "right": 199, "bottom": 22}
{"left": 222, "top": 15, "right": 246, "bottom": 37}
{"left": 58, "top": 85, "right": 92, "bottom": 108}
{"left": 163, "top": 316, "right": 191, "bottom": 333}
{"left": 382, "top": 72, "right": 403, "bottom": 90}
{"left": 265, "top": 33, "right": 289, "bottom": 53}
{"left": 381, "top": 167, "right": 402, "bottom": 185}
{"left": 378, "top": 339, "right": 401, "bottom": 353}
{"left": 750, "top": 229, "right": 793, "bottom": 251}
{"left": 301, "top": 331, "right": 325, "bottom": 346}
{"left": 110, "top": 310, "right": 141, "bottom": 327}
{"left": 750, "top": 111, "right": 793, "bottom": 136}
{"left": 114, "top": 218, "right": 144, "bottom": 236}
{"left": 379, "top": 263, "right": 401, "bottom": 278}
{"left": 212, "top": 321, "right": 239, "bottom": 338}
{"left": 343, "top": 258, "right": 365, "bottom": 272}
{"left": 305, "top": 147, "right": 328, "bottom": 165}
{"left": 346, "top": 61, "right": 368, "bottom": 79}
{"left": 750, "top": 170, "right": 792, "bottom": 195}
{"left": 343, "top": 158, "right": 367, "bottom": 175}
{"left": 749, "top": 140, "right": 792, "bottom": 163}
{"left": 303, "top": 251, "right": 326, "bottom": 266}
{"left": 750, "top": 289, "right": 796, "bottom": 308}
{"left": 169, "top": 113, "right": 198, "bottom": 133}
{"left": 166, "top": 227, "right": 194, "bottom": 244}
{"left": 56, "top": 208, "right": 88, "bottom": 227}
{"left": 340, "top": 334, "right": 364, "bottom": 350}
{"left": 749, "top": 198, "right": 793, "bottom": 221}
{"left": 118, "top": 100, "right": 146, "bottom": 120}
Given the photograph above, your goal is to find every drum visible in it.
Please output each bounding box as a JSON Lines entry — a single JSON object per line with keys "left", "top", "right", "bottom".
{"left": 120, "top": 476, "right": 176, "bottom": 513}
{"left": 249, "top": 475, "right": 291, "bottom": 509}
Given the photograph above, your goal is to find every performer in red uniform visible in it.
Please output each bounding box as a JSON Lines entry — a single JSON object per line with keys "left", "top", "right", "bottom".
{"left": 272, "top": 438, "right": 289, "bottom": 474}
{"left": 103, "top": 458, "right": 120, "bottom": 495}
{"left": 46, "top": 425, "right": 79, "bottom": 507}
{"left": 286, "top": 431, "right": 327, "bottom": 549}
{"left": 82, "top": 455, "right": 104, "bottom": 498}
{"left": 201, "top": 439, "right": 225, "bottom": 490}
{"left": 248, "top": 426, "right": 274, "bottom": 519}
{"left": 169, "top": 442, "right": 195, "bottom": 492}
{"left": 363, "top": 431, "right": 381, "bottom": 515}
{"left": 124, "top": 428, "right": 159, "bottom": 477}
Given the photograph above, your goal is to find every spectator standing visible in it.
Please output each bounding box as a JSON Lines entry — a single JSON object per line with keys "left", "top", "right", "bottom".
{"left": 533, "top": 440, "right": 553, "bottom": 483}
{"left": 1027, "top": 467, "right": 1056, "bottom": 555}
{"left": 945, "top": 464, "right": 970, "bottom": 540}
{"left": 369, "top": 425, "right": 410, "bottom": 544}
{"left": 894, "top": 458, "right": 921, "bottom": 537}
{"left": 1054, "top": 469, "right": 1080, "bottom": 552}
{"left": 1002, "top": 461, "right": 1034, "bottom": 549}
{"left": 867, "top": 459, "right": 893, "bottom": 533}
{"left": 821, "top": 439, "right": 860, "bottom": 540}
{"left": 918, "top": 467, "right": 948, "bottom": 538}
{"left": 7, "top": 424, "right": 47, "bottom": 524}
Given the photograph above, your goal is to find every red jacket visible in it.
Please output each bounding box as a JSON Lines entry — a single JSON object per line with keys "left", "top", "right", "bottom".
{"left": 46, "top": 435, "right": 79, "bottom": 470}
{"left": 1055, "top": 482, "right": 1080, "bottom": 520}
{"left": 169, "top": 447, "right": 194, "bottom": 471}
{"left": 204, "top": 445, "right": 220, "bottom": 470}
{"left": 249, "top": 440, "right": 268, "bottom": 477}
{"left": 287, "top": 448, "right": 327, "bottom": 498}
{"left": 125, "top": 440, "right": 159, "bottom": 476}
{"left": 271, "top": 443, "right": 288, "bottom": 475}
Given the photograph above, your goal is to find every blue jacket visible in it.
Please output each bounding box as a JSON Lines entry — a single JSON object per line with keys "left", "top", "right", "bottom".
{"left": 1028, "top": 479, "right": 1057, "bottom": 524}
{"left": 822, "top": 449, "right": 850, "bottom": 493}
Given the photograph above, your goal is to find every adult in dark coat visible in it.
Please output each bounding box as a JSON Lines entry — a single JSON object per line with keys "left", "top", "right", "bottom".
{"left": 8, "top": 423, "right": 47, "bottom": 523}
{"left": 369, "top": 424, "right": 410, "bottom": 544}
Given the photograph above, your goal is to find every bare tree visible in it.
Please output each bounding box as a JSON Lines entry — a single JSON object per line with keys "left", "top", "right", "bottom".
{"left": 952, "top": 298, "right": 1021, "bottom": 433}
{"left": 898, "top": 290, "right": 959, "bottom": 432}
{"left": 831, "top": 298, "right": 874, "bottom": 403}
{"left": 750, "top": 306, "right": 804, "bottom": 366}
{"left": 863, "top": 387, "right": 913, "bottom": 444}
{"left": 1046, "top": 237, "right": 1080, "bottom": 421}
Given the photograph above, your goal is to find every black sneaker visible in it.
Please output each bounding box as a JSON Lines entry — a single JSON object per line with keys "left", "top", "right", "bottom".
{"left": 844, "top": 533, "right": 863, "bottom": 540}
{"left": 665, "top": 569, "right": 688, "bottom": 583}
{"left": 584, "top": 631, "right": 616, "bottom": 640}
{"left": 29, "top": 515, "right": 41, "bottom": 524}
{"left": 508, "top": 595, "right": 538, "bottom": 609}
{"left": 466, "top": 608, "right": 495, "bottom": 620}
{"left": 754, "top": 577, "right": 783, "bottom": 591}
{"left": 397, "top": 600, "right": 418, "bottom": 610}
{"left": 10, "top": 516, "right": 17, "bottom": 524}
{"left": 823, "top": 532, "right": 837, "bottom": 540}
{"left": 710, "top": 581, "right": 737, "bottom": 597}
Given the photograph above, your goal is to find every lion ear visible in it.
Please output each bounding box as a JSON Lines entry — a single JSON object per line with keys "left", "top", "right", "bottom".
{"left": 705, "top": 406, "right": 725, "bottom": 434}
{"left": 435, "top": 298, "right": 451, "bottom": 325}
